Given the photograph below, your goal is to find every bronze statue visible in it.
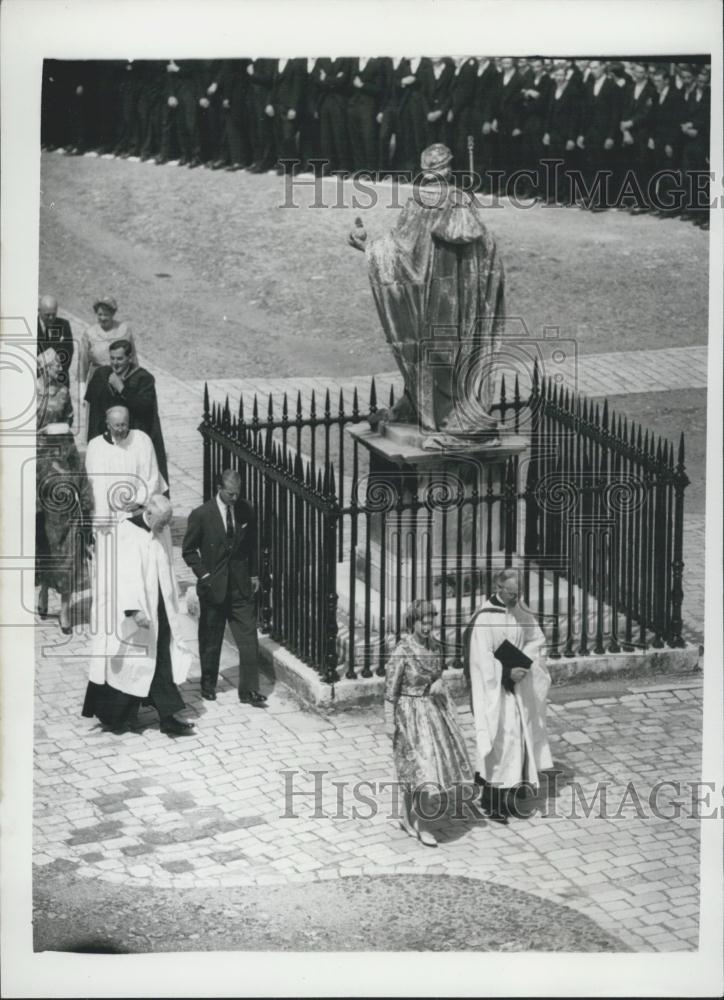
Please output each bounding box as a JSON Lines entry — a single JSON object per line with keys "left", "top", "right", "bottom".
{"left": 349, "top": 143, "right": 505, "bottom": 448}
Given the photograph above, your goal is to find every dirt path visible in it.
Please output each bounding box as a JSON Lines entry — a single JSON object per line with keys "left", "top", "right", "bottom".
{"left": 39, "top": 154, "right": 709, "bottom": 381}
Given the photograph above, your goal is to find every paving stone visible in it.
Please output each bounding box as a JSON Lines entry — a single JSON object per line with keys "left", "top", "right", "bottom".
{"left": 120, "top": 843, "right": 155, "bottom": 858}
{"left": 160, "top": 859, "right": 195, "bottom": 874}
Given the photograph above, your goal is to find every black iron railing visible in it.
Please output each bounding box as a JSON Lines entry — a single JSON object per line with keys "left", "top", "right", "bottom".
{"left": 200, "top": 365, "right": 688, "bottom": 683}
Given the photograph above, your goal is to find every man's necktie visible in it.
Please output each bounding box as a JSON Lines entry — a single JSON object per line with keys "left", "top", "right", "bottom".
{"left": 226, "top": 504, "right": 234, "bottom": 541}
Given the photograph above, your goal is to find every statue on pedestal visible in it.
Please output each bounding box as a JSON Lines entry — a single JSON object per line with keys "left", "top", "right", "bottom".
{"left": 349, "top": 143, "right": 505, "bottom": 450}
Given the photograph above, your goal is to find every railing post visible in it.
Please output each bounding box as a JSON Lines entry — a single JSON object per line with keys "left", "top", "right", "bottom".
{"left": 669, "top": 433, "right": 688, "bottom": 648}
{"left": 323, "top": 465, "right": 340, "bottom": 684}
{"left": 202, "top": 383, "right": 212, "bottom": 501}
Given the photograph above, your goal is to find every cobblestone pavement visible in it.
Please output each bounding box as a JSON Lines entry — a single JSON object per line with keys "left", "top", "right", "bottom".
{"left": 196, "top": 345, "right": 708, "bottom": 405}
{"left": 34, "top": 607, "right": 703, "bottom": 952}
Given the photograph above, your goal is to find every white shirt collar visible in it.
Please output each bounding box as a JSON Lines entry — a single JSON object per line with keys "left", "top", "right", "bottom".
{"left": 477, "top": 59, "right": 489, "bottom": 75}
{"left": 359, "top": 56, "right": 369, "bottom": 72}
{"left": 593, "top": 75, "right": 605, "bottom": 96}
{"left": 503, "top": 69, "right": 515, "bottom": 84}
{"left": 659, "top": 85, "right": 669, "bottom": 103}
{"left": 433, "top": 61, "right": 445, "bottom": 79}
{"left": 409, "top": 57, "right": 421, "bottom": 74}
{"left": 278, "top": 58, "right": 288, "bottom": 73}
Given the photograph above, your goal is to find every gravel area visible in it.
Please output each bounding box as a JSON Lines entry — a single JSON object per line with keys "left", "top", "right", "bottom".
{"left": 34, "top": 868, "right": 628, "bottom": 953}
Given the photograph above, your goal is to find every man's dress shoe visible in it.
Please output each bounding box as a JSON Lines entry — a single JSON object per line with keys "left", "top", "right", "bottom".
{"left": 160, "top": 717, "right": 196, "bottom": 736}
{"left": 201, "top": 689, "right": 217, "bottom": 701}
{"left": 239, "top": 690, "right": 267, "bottom": 707}
{"left": 480, "top": 806, "right": 509, "bottom": 825}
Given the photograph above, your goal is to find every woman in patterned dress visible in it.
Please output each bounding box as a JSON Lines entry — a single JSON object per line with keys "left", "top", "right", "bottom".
{"left": 385, "top": 599, "right": 474, "bottom": 846}
{"left": 36, "top": 424, "right": 93, "bottom": 633}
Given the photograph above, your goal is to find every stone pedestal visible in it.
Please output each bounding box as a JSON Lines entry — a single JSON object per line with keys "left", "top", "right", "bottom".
{"left": 346, "top": 421, "right": 529, "bottom": 621}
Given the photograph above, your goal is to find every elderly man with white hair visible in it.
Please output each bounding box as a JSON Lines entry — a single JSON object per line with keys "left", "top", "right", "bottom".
{"left": 85, "top": 404, "right": 167, "bottom": 521}
{"left": 464, "top": 568, "right": 554, "bottom": 824}
{"left": 82, "top": 493, "right": 196, "bottom": 736}
{"left": 37, "top": 294, "right": 74, "bottom": 385}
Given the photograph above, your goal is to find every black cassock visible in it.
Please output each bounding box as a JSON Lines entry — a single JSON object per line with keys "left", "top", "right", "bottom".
{"left": 85, "top": 365, "right": 169, "bottom": 485}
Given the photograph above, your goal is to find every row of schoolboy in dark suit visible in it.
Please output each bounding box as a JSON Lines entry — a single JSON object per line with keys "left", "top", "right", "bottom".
{"left": 41, "top": 57, "right": 710, "bottom": 217}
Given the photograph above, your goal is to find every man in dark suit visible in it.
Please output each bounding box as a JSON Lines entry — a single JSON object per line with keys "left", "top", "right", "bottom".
{"left": 473, "top": 56, "right": 500, "bottom": 189}
{"left": 37, "top": 295, "right": 74, "bottom": 385}
{"left": 680, "top": 65, "right": 710, "bottom": 227}
{"left": 271, "top": 57, "right": 306, "bottom": 172}
{"left": 617, "top": 61, "right": 655, "bottom": 212}
{"left": 216, "top": 59, "right": 251, "bottom": 170}
{"left": 578, "top": 60, "right": 620, "bottom": 209}
{"left": 159, "top": 59, "right": 203, "bottom": 166}
{"left": 449, "top": 57, "right": 478, "bottom": 173}
{"left": 518, "top": 57, "right": 552, "bottom": 198}
{"left": 347, "top": 56, "right": 385, "bottom": 173}
{"left": 316, "top": 57, "right": 353, "bottom": 173}
{"left": 542, "top": 63, "right": 581, "bottom": 204}
{"left": 84, "top": 339, "right": 169, "bottom": 485}
{"left": 196, "top": 60, "right": 224, "bottom": 166}
{"left": 376, "top": 57, "right": 404, "bottom": 174}
{"left": 113, "top": 60, "right": 144, "bottom": 157}
{"left": 395, "top": 57, "right": 427, "bottom": 173}
{"left": 420, "top": 56, "right": 455, "bottom": 146}
{"left": 138, "top": 60, "right": 167, "bottom": 162}
{"left": 182, "top": 468, "right": 266, "bottom": 706}
{"left": 300, "top": 57, "right": 322, "bottom": 173}
{"left": 246, "top": 58, "right": 277, "bottom": 172}
{"left": 649, "top": 68, "right": 685, "bottom": 216}
{"left": 489, "top": 56, "right": 523, "bottom": 194}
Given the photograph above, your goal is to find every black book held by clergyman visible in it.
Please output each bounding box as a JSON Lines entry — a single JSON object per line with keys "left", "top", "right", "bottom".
{"left": 494, "top": 639, "right": 533, "bottom": 693}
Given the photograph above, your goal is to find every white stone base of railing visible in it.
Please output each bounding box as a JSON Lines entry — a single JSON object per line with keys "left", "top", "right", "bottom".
{"left": 256, "top": 632, "right": 701, "bottom": 712}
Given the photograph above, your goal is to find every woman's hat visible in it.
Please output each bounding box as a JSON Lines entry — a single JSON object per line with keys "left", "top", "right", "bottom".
{"left": 93, "top": 295, "right": 118, "bottom": 313}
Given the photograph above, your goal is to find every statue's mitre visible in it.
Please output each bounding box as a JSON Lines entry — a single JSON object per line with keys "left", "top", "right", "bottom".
{"left": 420, "top": 143, "right": 453, "bottom": 172}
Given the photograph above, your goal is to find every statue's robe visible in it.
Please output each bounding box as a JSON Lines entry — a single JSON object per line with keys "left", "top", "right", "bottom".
{"left": 464, "top": 595, "right": 553, "bottom": 789}
{"left": 365, "top": 184, "right": 505, "bottom": 435}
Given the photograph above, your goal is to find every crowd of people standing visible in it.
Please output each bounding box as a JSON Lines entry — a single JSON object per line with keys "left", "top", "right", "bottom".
{"left": 42, "top": 55, "right": 710, "bottom": 224}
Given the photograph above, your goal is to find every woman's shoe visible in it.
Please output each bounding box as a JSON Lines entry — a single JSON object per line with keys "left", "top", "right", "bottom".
{"left": 398, "top": 818, "right": 415, "bottom": 839}
{"left": 59, "top": 608, "right": 72, "bottom": 634}
{"left": 413, "top": 820, "right": 438, "bottom": 847}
